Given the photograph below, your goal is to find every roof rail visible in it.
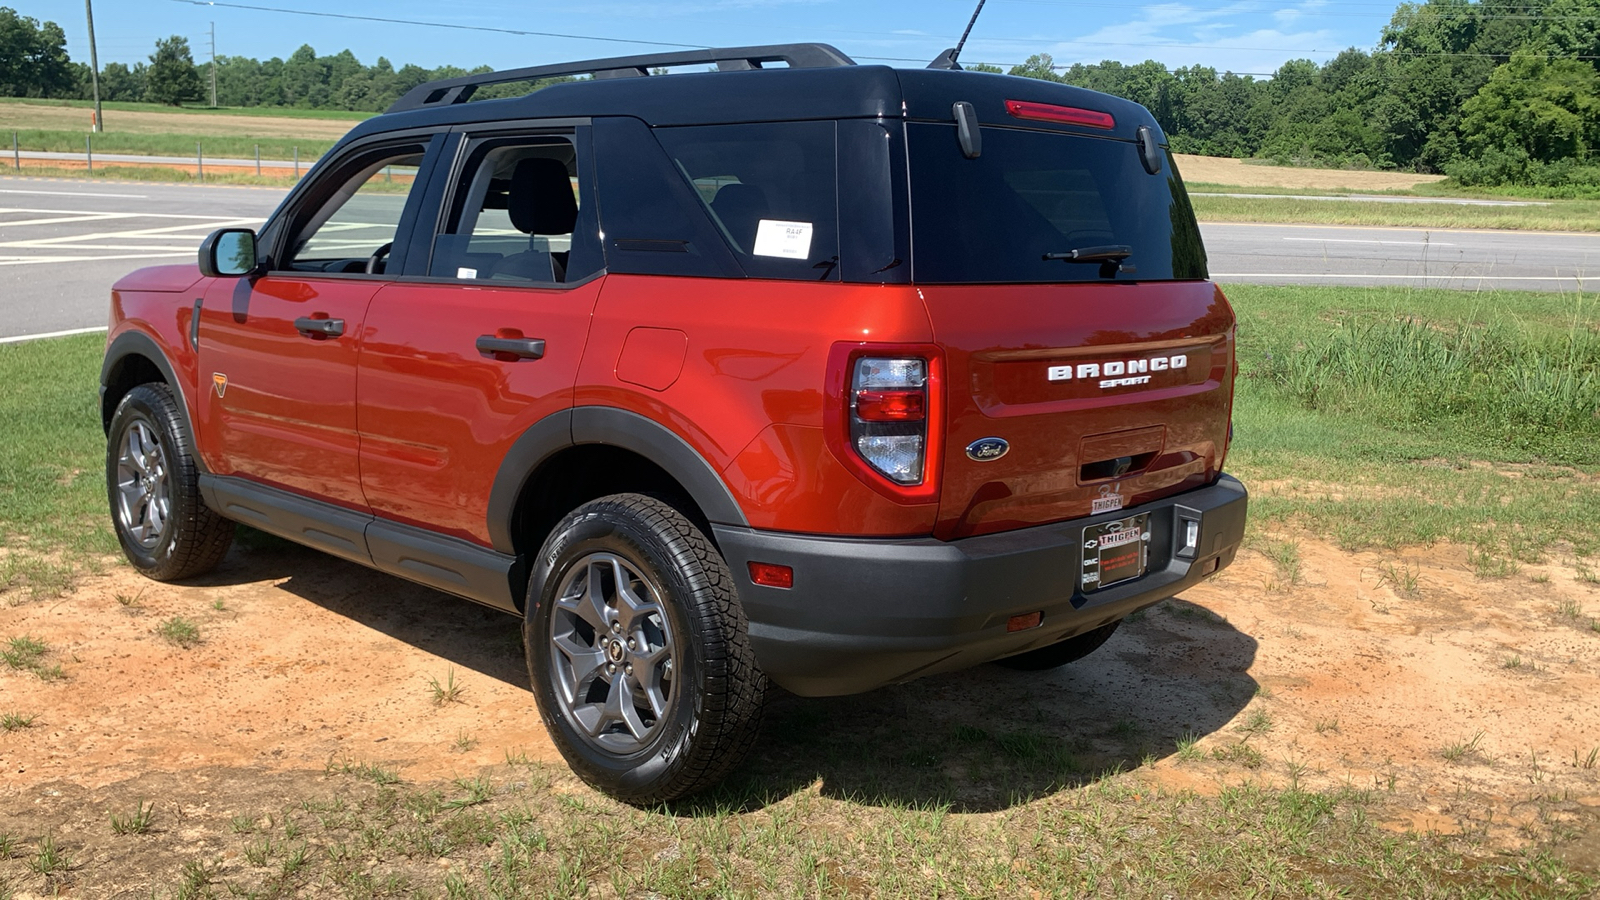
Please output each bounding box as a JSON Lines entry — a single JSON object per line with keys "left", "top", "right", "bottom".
{"left": 387, "top": 43, "right": 857, "bottom": 113}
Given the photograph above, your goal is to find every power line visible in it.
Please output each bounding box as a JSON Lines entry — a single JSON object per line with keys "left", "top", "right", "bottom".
{"left": 165, "top": 0, "right": 708, "bottom": 50}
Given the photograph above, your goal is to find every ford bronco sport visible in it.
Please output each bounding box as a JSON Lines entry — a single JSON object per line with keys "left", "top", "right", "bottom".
{"left": 102, "top": 43, "right": 1247, "bottom": 803}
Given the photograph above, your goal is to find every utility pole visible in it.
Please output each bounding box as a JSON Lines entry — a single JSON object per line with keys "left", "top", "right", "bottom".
{"left": 209, "top": 22, "right": 218, "bottom": 108}
{"left": 84, "top": 0, "right": 103, "bottom": 131}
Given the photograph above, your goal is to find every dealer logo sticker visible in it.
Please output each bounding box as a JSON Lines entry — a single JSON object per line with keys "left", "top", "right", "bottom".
{"left": 1091, "top": 483, "right": 1125, "bottom": 515}
{"left": 212, "top": 373, "right": 228, "bottom": 398}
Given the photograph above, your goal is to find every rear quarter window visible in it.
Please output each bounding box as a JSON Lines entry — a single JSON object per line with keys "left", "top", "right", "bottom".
{"left": 654, "top": 121, "right": 841, "bottom": 281}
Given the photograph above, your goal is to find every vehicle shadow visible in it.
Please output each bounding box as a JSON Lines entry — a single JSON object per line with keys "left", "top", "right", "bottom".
{"left": 696, "top": 599, "right": 1259, "bottom": 814}
{"left": 189, "top": 533, "right": 530, "bottom": 690}
{"left": 194, "top": 536, "right": 1256, "bottom": 815}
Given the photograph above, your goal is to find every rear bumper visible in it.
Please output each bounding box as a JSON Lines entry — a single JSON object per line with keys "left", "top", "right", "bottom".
{"left": 713, "top": 474, "right": 1247, "bottom": 696}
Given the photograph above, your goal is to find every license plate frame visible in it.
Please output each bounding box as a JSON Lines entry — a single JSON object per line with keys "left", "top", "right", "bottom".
{"left": 1081, "top": 513, "right": 1151, "bottom": 592}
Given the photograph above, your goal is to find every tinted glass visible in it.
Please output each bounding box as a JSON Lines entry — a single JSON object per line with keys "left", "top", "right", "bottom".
{"left": 286, "top": 150, "right": 424, "bottom": 274}
{"left": 429, "top": 136, "right": 600, "bottom": 284}
{"left": 907, "top": 124, "right": 1207, "bottom": 284}
{"left": 653, "top": 121, "right": 840, "bottom": 281}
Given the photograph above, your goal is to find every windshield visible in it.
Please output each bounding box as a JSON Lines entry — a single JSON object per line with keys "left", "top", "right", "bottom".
{"left": 907, "top": 123, "right": 1207, "bottom": 284}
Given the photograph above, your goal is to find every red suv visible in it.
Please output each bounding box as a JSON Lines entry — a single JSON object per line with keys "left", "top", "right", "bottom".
{"left": 102, "top": 44, "right": 1247, "bottom": 803}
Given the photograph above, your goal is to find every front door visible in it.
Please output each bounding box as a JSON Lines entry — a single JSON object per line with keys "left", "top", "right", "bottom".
{"left": 197, "top": 139, "right": 438, "bottom": 509}
{"left": 357, "top": 129, "right": 605, "bottom": 544}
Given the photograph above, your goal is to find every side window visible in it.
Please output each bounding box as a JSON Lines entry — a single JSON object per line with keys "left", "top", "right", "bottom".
{"left": 282, "top": 147, "right": 426, "bottom": 274}
{"left": 653, "top": 121, "right": 840, "bottom": 281}
{"left": 429, "top": 135, "right": 601, "bottom": 285}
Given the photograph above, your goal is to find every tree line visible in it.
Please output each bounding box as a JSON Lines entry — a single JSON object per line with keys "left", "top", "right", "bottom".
{"left": 3, "top": 1, "right": 1598, "bottom": 188}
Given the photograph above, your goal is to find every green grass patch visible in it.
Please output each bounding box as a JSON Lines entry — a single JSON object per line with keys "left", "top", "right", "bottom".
{"left": 1228, "top": 284, "right": 1600, "bottom": 558}
{"left": 11, "top": 128, "right": 332, "bottom": 162}
{"left": 102, "top": 764, "right": 1590, "bottom": 897}
{"left": 0, "top": 334, "right": 118, "bottom": 598}
{"left": 0, "top": 97, "right": 372, "bottom": 121}
{"left": 1192, "top": 194, "right": 1600, "bottom": 232}
{"left": 5, "top": 165, "right": 303, "bottom": 187}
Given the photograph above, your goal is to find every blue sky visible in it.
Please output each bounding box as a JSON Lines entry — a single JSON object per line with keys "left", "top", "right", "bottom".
{"left": 25, "top": 0, "right": 1405, "bottom": 79}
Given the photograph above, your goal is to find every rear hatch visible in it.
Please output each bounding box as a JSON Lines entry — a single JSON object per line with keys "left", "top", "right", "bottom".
{"left": 904, "top": 113, "right": 1234, "bottom": 540}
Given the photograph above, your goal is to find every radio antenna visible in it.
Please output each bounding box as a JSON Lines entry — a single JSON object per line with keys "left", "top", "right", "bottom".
{"left": 929, "top": 0, "right": 988, "bottom": 70}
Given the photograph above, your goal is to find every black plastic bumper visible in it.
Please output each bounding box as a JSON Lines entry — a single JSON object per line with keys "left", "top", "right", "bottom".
{"left": 712, "top": 474, "right": 1247, "bottom": 697}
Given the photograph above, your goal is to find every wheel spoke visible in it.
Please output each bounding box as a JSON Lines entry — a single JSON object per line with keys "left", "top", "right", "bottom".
{"left": 611, "top": 560, "right": 660, "bottom": 629}
{"left": 554, "top": 638, "right": 607, "bottom": 699}
{"left": 604, "top": 671, "right": 650, "bottom": 740}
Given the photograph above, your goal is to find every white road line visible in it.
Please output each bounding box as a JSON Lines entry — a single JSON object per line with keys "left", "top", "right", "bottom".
{"left": 0, "top": 325, "right": 109, "bottom": 344}
{"left": 0, "top": 188, "right": 147, "bottom": 198}
{"left": 0, "top": 206, "right": 265, "bottom": 221}
{"left": 0, "top": 252, "right": 194, "bottom": 266}
{"left": 0, "top": 213, "right": 136, "bottom": 228}
{"left": 0, "top": 218, "right": 258, "bottom": 249}
{"left": 1281, "top": 237, "right": 1457, "bottom": 246}
{"left": 1213, "top": 273, "right": 1589, "bottom": 281}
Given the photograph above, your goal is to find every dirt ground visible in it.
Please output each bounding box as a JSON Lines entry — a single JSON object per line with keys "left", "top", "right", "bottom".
{"left": 0, "top": 104, "right": 359, "bottom": 140}
{"left": 2, "top": 532, "right": 1598, "bottom": 889}
{"left": 1174, "top": 153, "right": 1447, "bottom": 190}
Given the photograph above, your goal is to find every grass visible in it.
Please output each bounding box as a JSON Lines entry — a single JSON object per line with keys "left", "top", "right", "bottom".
{"left": 0, "top": 712, "right": 36, "bottom": 731}
{"left": 30, "top": 760, "right": 1579, "bottom": 898}
{"left": 0, "top": 96, "right": 371, "bottom": 121}
{"left": 428, "top": 667, "right": 465, "bottom": 706}
{"left": 0, "top": 334, "right": 119, "bottom": 599}
{"left": 1191, "top": 192, "right": 1600, "bottom": 231}
{"left": 1228, "top": 285, "right": 1600, "bottom": 562}
{"left": 156, "top": 617, "right": 202, "bottom": 648}
{"left": 1441, "top": 732, "right": 1488, "bottom": 764}
{"left": 6, "top": 128, "right": 334, "bottom": 164}
{"left": 110, "top": 801, "right": 155, "bottom": 836}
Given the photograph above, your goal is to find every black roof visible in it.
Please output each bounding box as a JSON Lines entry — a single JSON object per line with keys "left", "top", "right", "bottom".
{"left": 339, "top": 43, "right": 1163, "bottom": 149}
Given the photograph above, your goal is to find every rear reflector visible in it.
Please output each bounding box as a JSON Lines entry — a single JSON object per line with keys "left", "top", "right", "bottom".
{"left": 748, "top": 561, "right": 794, "bottom": 589}
{"left": 1005, "top": 99, "right": 1115, "bottom": 130}
{"left": 1007, "top": 611, "right": 1043, "bottom": 632}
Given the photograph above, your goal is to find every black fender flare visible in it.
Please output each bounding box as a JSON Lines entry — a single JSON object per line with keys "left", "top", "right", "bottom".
{"left": 100, "top": 331, "right": 201, "bottom": 464}
{"left": 485, "top": 406, "right": 750, "bottom": 555}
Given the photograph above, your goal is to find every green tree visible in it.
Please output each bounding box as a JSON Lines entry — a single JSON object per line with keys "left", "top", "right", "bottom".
{"left": 1459, "top": 51, "right": 1600, "bottom": 162}
{"left": 145, "top": 35, "right": 202, "bottom": 106}
{"left": 1008, "top": 53, "right": 1060, "bottom": 81}
{"left": 0, "top": 7, "right": 75, "bottom": 97}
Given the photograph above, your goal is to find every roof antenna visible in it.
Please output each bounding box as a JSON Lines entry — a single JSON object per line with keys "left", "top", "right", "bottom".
{"left": 929, "top": 0, "right": 988, "bottom": 70}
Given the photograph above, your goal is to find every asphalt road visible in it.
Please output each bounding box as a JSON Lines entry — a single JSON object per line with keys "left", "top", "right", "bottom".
{"left": 3, "top": 178, "right": 1599, "bottom": 341}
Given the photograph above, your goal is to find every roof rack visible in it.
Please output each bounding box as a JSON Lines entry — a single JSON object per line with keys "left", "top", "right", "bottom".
{"left": 387, "top": 43, "right": 857, "bottom": 113}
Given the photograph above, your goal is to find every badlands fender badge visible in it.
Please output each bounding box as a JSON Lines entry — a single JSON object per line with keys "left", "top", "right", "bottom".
{"left": 212, "top": 373, "right": 228, "bottom": 398}
{"left": 966, "top": 437, "right": 1009, "bottom": 461}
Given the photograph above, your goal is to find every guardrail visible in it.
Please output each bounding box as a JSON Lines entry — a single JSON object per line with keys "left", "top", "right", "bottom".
{"left": 7, "top": 132, "right": 321, "bottom": 181}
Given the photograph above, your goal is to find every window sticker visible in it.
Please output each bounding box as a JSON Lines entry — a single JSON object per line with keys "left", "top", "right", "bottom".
{"left": 752, "top": 220, "right": 814, "bottom": 259}
{"left": 457, "top": 267, "right": 478, "bottom": 279}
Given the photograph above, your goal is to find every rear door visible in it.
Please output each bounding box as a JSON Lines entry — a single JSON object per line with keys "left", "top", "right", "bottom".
{"left": 356, "top": 126, "right": 605, "bottom": 546}
{"left": 197, "top": 137, "right": 440, "bottom": 510}
{"left": 903, "top": 120, "right": 1234, "bottom": 539}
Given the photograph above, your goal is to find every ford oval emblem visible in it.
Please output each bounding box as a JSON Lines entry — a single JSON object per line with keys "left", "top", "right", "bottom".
{"left": 966, "top": 437, "right": 1009, "bottom": 462}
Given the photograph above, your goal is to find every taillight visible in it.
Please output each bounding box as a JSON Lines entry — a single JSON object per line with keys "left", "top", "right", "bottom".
{"left": 851, "top": 358, "right": 928, "bottom": 484}
{"left": 825, "top": 343, "right": 944, "bottom": 503}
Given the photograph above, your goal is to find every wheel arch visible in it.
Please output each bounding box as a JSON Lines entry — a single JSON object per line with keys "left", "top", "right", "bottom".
{"left": 101, "top": 331, "right": 197, "bottom": 455}
{"left": 488, "top": 407, "right": 750, "bottom": 563}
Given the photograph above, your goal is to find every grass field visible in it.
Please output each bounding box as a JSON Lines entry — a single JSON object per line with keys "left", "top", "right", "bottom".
{"left": 1191, "top": 194, "right": 1600, "bottom": 232}
{"left": 2, "top": 288, "right": 1597, "bottom": 895}
{"left": 0, "top": 97, "right": 371, "bottom": 122}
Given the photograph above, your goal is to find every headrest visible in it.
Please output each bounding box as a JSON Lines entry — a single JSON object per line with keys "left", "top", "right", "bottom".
{"left": 508, "top": 157, "right": 578, "bottom": 235}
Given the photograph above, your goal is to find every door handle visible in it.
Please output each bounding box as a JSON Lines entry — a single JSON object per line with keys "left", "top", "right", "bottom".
{"left": 476, "top": 335, "right": 546, "bottom": 360}
{"left": 294, "top": 316, "right": 345, "bottom": 337}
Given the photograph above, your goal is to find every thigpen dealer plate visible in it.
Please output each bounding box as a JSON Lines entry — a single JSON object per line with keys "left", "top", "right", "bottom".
{"left": 1081, "top": 513, "right": 1151, "bottom": 591}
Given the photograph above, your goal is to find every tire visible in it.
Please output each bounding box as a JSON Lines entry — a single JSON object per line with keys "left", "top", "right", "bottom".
{"left": 106, "top": 383, "right": 233, "bottom": 581}
{"left": 525, "top": 493, "right": 766, "bottom": 804}
{"left": 994, "top": 620, "right": 1121, "bottom": 671}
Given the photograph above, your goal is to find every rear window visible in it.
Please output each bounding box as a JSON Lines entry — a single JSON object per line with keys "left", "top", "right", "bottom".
{"left": 907, "top": 124, "right": 1207, "bottom": 284}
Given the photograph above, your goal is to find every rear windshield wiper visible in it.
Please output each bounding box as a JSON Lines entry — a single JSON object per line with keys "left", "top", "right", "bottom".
{"left": 1042, "top": 245, "right": 1132, "bottom": 263}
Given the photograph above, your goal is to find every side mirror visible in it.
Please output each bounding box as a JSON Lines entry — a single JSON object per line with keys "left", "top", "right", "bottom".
{"left": 198, "top": 228, "right": 259, "bottom": 278}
